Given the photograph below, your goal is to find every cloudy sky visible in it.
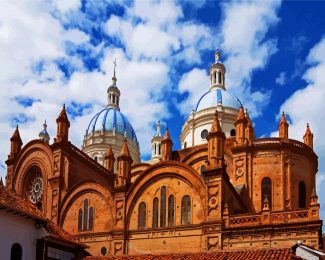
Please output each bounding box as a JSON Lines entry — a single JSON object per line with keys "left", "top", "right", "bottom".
{"left": 0, "top": 0, "right": 325, "bottom": 220}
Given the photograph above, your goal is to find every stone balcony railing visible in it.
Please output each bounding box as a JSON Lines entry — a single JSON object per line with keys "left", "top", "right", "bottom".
{"left": 223, "top": 208, "right": 315, "bottom": 228}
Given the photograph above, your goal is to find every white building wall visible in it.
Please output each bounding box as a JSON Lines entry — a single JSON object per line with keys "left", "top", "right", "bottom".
{"left": 0, "top": 211, "right": 46, "bottom": 260}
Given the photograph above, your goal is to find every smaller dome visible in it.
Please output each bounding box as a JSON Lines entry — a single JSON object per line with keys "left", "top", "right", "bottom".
{"left": 39, "top": 120, "right": 50, "bottom": 144}
{"left": 86, "top": 108, "right": 138, "bottom": 145}
{"left": 195, "top": 87, "right": 241, "bottom": 112}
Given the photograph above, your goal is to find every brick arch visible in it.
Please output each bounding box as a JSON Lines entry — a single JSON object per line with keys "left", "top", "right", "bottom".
{"left": 12, "top": 140, "right": 53, "bottom": 212}
{"left": 126, "top": 161, "right": 207, "bottom": 229}
{"left": 59, "top": 181, "right": 114, "bottom": 230}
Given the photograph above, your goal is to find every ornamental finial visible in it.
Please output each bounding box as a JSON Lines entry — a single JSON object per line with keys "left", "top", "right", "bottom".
{"left": 112, "top": 58, "right": 117, "bottom": 84}
{"left": 215, "top": 48, "right": 220, "bottom": 63}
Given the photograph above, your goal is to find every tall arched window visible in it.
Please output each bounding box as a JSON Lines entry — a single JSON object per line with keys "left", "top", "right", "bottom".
{"left": 158, "top": 144, "right": 161, "bottom": 155}
{"left": 160, "top": 186, "right": 167, "bottom": 227}
{"left": 89, "top": 207, "right": 94, "bottom": 230}
{"left": 181, "top": 195, "right": 191, "bottom": 225}
{"left": 152, "top": 197, "right": 159, "bottom": 228}
{"left": 78, "top": 208, "right": 83, "bottom": 231}
{"left": 138, "top": 202, "right": 146, "bottom": 229}
{"left": 261, "top": 177, "right": 272, "bottom": 210}
{"left": 218, "top": 72, "right": 222, "bottom": 84}
{"left": 299, "top": 181, "right": 306, "bottom": 208}
{"left": 168, "top": 195, "right": 175, "bottom": 226}
{"left": 11, "top": 243, "right": 22, "bottom": 260}
{"left": 78, "top": 199, "right": 94, "bottom": 231}
{"left": 83, "top": 199, "right": 89, "bottom": 230}
{"left": 214, "top": 72, "right": 217, "bottom": 84}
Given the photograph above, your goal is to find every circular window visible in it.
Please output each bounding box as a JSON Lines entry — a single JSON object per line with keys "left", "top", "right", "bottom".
{"left": 101, "top": 247, "right": 107, "bottom": 256}
{"left": 201, "top": 129, "right": 208, "bottom": 139}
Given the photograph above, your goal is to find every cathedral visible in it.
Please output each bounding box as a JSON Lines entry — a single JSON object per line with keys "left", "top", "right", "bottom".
{"left": 4, "top": 49, "right": 323, "bottom": 257}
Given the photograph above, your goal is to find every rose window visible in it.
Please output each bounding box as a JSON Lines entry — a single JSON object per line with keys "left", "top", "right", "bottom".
{"left": 28, "top": 175, "right": 43, "bottom": 204}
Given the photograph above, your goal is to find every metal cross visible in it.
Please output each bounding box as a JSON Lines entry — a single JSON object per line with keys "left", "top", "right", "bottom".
{"left": 113, "top": 58, "right": 117, "bottom": 77}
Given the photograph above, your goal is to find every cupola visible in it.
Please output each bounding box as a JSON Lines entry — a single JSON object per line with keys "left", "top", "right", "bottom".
{"left": 107, "top": 60, "right": 121, "bottom": 111}
{"left": 151, "top": 120, "right": 163, "bottom": 161}
{"left": 39, "top": 120, "right": 50, "bottom": 144}
{"left": 210, "top": 49, "right": 226, "bottom": 90}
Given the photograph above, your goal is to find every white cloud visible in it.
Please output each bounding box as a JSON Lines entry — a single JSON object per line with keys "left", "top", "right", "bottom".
{"left": 219, "top": 0, "right": 281, "bottom": 118}
{"left": 277, "top": 36, "right": 325, "bottom": 221}
{"left": 178, "top": 68, "right": 209, "bottom": 115}
{"left": 275, "top": 71, "right": 287, "bottom": 86}
{"left": 52, "top": 0, "right": 81, "bottom": 13}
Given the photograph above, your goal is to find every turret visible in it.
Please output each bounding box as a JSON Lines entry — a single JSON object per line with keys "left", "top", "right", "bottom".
{"left": 104, "top": 146, "right": 115, "bottom": 173}
{"left": 234, "top": 106, "right": 247, "bottom": 145}
{"left": 278, "top": 111, "right": 288, "bottom": 140}
{"left": 9, "top": 125, "right": 23, "bottom": 160}
{"left": 303, "top": 123, "right": 313, "bottom": 149}
{"left": 116, "top": 139, "right": 133, "bottom": 187}
{"left": 39, "top": 120, "right": 50, "bottom": 144}
{"left": 210, "top": 49, "right": 226, "bottom": 90}
{"left": 151, "top": 120, "right": 163, "bottom": 161}
{"left": 207, "top": 111, "right": 225, "bottom": 168}
{"left": 55, "top": 105, "right": 70, "bottom": 143}
{"left": 245, "top": 109, "right": 254, "bottom": 144}
{"left": 161, "top": 128, "right": 173, "bottom": 162}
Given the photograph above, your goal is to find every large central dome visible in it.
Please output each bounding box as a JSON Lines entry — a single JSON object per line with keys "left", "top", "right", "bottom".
{"left": 86, "top": 107, "right": 138, "bottom": 145}
{"left": 195, "top": 87, "right": 240, "bottom": 112}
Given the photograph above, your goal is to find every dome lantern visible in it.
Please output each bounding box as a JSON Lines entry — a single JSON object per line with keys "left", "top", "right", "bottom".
{"left": 210, "top": 48, "right": 226, "bottom": 91}
{"left": 107, "top": 59, "right": 121, "bottom": 111}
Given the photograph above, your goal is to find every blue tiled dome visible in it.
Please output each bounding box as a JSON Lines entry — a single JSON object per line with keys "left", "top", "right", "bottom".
{"left": 86, "top": 108, "right": 138, "bottom": 144}
{"left": 195, "top": 87, "right": 241, "bottom": 112}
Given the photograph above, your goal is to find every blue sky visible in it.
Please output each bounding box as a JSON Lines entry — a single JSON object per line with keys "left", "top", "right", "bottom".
{"left": 0, "top": 0, "right": 325, "bottom": 222}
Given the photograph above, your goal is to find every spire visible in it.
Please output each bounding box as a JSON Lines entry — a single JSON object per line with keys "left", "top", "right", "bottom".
{"left": 245, "top": 108, "right": 254, "bottom": 144}
{"left": 9, "top": 125, "right": 23, "bottom": 159}
{"left": 55, "top": 105, "right": 70, "bottom": 143}
{"left": 39, "top": 120, "right": 50, "bottom": 144}
{"left": 120, "top": 139, "right": 131, "bottom": 157}
{"left": 107, "top": 59, "right": 121, "bottom": 110}
{"left": 304, "top": 123, "right": 313, "bottom": 149}
{"left": 279, "top": 111, "right": 289, "bottom": 140}
{"left": 161, "top": 128, "right": 173, "bottom": 161}
{"left": 164, "top": 127, "right": 171, "bottom": 140}
{"left": 235, "top": 106, "right": 247, "bottom": 145}
{"left": 210, "top": 111, "right": 222, "bottom": 133}
{"left": 116, "top": 139, "right": 133, "bottom": 188}
{"left": 207, "top": 111, "right": 225, "bottom": 168}
{"left": 104, "top": 145, "right": 115, "bottom": 173}
{"left": 236, "top": 106, "right": 246, "bottom": 121}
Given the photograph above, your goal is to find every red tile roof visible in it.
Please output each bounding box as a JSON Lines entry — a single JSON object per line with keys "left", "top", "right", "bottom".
{"left": 0, "top": 184, "right": 85, "bottom": 248}
{"left": 86, "top": 248, "right": 301, "bottom": 260}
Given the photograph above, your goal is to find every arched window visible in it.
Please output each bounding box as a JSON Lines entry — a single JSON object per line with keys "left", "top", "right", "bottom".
{"left": 181, "top": 195, "right": 191, "bottom": 225}
{"left": 218, "top": 72, "right": 222, "bottom": 84}
{"left": 11, "top": 243, "right": 22, "bottom": 260}
{"left": 83, "top": 199, "right": 89, "bottom": 230}
{"left": 89, "top": 207, "right": 94, "bottom": 230}
{"left": 160, "top": 186, "right": 166, "bottom": 227}
{"left": 230, "top": 129, "right": 236, "bottom": 137}
{"left": 299, "top": 181, "right": 306, "bottom": 208}
{"left": 158, "top": 144, "right": 161, "bottom": 155}
{"left": 261, "top": 177, "right": 272, "bottom": 210}
{"left": 152, "top": 197, "right": 159, "bottom": 228}
{"left": 78, "top": 208, "right": 83, "bottom": 231}
{"left": 138, "top": 202, "right": 146, "bottom": 229}
{"left": 168, "top": 195, "right": 175, "bottom": 226}
{"left": 214, "top": 72, "right": 217, "bottom": 84}
{"left": 78, "top": 199, "right": 94, "bottom": 231}
{"left": 184, "top": 142, "right": 187, "bottom": 149}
